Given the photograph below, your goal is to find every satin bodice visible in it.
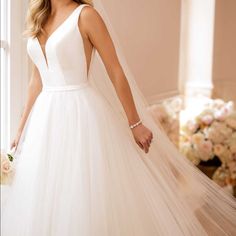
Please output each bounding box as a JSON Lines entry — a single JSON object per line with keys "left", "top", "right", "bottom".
{"left": 27, "top": 4, "right": 93, "bottom": 88}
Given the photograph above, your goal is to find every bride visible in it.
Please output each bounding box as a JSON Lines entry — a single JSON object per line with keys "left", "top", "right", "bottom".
{"left": 2, "top": 0, "right": 236, "bottom": 235}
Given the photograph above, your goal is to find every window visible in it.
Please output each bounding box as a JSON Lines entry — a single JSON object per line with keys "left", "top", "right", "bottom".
{"left": 1, "top": 0, "right": 29, "bottom": 150}
{"left": 1, "top": 0, "right": 10, "bottom": 150}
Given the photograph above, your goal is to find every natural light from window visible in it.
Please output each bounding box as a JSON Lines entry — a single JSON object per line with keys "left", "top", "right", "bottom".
{"left": 1, "top": 0, "right": 10, "bottom": 150}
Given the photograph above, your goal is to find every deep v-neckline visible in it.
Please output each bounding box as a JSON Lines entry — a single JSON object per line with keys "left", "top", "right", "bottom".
{"left": 36, "top": 4, "right": 81, "bottom": 68}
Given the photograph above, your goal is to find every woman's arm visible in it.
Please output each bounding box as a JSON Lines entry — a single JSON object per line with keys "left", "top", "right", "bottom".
{"left": 79, "top": 7, "right": 153, "bottom": 153}
{"left": 11, "top": 63, "right": 42, "bottom": 150}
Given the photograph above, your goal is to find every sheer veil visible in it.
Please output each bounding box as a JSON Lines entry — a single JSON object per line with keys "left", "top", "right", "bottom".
{"left": 88, "top": 1, "right": 236, "bottom": 235}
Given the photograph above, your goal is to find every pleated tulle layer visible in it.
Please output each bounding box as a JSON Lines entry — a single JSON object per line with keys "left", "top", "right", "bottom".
{"left": 2, "top": 83, "right": 236, "bottom": 236}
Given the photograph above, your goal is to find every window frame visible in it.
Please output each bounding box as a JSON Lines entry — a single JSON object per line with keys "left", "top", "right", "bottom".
{"left": 1, "top": 0, "right": 10, "bottom": 150}
{"left": 1, "top": 0, "right": 29, "bottom": 150}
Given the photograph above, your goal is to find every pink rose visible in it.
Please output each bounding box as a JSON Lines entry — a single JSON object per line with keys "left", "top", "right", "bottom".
{"left": 201, "top": 114, "right": 214, "bottom": 125}
{"left": 214, "top": 109, "right": 228, "bottom": 121}
{"left": 1, "top": 158, "right": 13, "bottom": 174}
{"left": 169, "top": 97, "right": 183, "bottom": 113}
{"left": 196, "top": 140, "right": 213, "bottom": 161}
{"left": 213, "top": 144, "right": 225, "bottom": 157}
{"left": 186, "top": 120, "right": 199, "bottom": 133}
{"left": 191, "top": 133, "right": 204, "bottom": 145}
{"left": 201, "top": 140, "right": 213, "bottom": 152}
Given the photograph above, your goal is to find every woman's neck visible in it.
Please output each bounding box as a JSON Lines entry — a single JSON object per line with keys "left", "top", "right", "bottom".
{"left": 50, "top": 0, "right": 75, "bottom": 13}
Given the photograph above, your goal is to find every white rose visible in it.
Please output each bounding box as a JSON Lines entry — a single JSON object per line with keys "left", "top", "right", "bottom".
{"left": 191, "top": 133, "right": 205, "bottom": 145}
{"left": 149, "top": 105, "right": 168, "bottom": 123}
{"left": 204, "top": 126, "right": 225, "bottom": 144}
{"left": 212, "top": 99, "right": 225, "bottom": 110}
{"left": 226, "top": 117, "right": 236, "bottom": 129}
{"left": 213, "top": 144, "right": 226, "bottom": 157}
{"left": 180, "top": 143, "right": 200, "bottom": 165}
{"left": 169, "top": 97, "right": 182, "bottom": 113}
{"left": 219, "top": 125, "right": 233, "bottom": 138}
{"left": 218, "top": 148, "right": 232, "bottom": 164}
{"left": 1, "top": 158, "right": 13, "bottom": 174}
{"left": 229, "top": 142, "right": 236, "bottom": 154}
{"left": 214, "top": 108, "right": 228, "bottom": 121}
{"left": 228, "top": 161, "right": 236, "bottom": 173}
{"left": 195, "top": 140, "right": 213, "bottom": 161}
{"left": 225, "top": 101, "right": 234, "bottom": 113}
{"left": 186, "top": 120, "right": 199, "bottom": 134}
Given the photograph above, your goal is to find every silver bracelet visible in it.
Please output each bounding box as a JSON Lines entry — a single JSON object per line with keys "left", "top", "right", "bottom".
{"left": 129, "top": 119, "right": 142, "bottom": 129}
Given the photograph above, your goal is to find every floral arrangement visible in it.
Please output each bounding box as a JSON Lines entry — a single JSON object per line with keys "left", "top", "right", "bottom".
{"left": 148, "top": 96, "right": 183, "bottom": 146}
{"left": 179, "top": 99, "right": 236, "bottom": 190}
{"left": 1, "top": 150, "right": 16, "bottom": 185}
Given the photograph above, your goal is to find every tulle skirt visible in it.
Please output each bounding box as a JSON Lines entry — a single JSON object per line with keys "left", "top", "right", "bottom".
{"left": 2, "top": 82, "right": 236, "bottom": 236}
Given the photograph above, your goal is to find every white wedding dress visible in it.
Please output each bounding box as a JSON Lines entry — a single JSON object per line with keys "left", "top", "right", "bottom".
{"left": 2, "top": 4, "right": 236, "bottom": 236}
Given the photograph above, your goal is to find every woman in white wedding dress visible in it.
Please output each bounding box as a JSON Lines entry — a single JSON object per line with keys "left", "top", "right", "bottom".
{"left": 2, "top": 0, "right": 236, "bottom": 235}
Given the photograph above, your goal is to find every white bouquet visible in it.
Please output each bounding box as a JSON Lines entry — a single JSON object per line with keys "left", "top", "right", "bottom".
{"left": 1, "top": 149, "right": 16, "bottom": 185}
{"left": 180, "top": 99, "right": 236, "bottom": 190}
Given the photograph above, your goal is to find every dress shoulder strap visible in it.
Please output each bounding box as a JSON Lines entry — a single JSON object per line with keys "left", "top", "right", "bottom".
{"left": 75, "top": 3, "right": 92, "bottom": 18}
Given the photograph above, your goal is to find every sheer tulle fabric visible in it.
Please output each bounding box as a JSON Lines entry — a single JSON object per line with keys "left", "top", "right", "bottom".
{"left": 2, "top": 83, "right": 236, "bottom": 236}
{"left": 1, "top": 3, "right": 236, "bottom": 236}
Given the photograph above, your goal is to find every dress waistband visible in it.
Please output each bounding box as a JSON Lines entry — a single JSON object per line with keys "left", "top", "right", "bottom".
{"left": 42, "top": 82, "right": 90, "bottom": 92}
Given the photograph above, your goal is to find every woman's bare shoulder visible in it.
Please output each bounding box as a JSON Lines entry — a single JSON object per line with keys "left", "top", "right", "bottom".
{"left": 80, "top": 4, "right": 104, "bottom": 27}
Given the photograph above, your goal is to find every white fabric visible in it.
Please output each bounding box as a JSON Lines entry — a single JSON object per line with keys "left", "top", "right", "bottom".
{"left": 1, "top": 3, "right": 236, "bottom": 236}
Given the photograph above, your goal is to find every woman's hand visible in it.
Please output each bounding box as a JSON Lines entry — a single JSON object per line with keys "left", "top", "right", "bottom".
{"left": 10, "top": 131, "right": 22, "bottom": 151}
{"left": 131, "top": 124, "right": 153, "bottom": 153}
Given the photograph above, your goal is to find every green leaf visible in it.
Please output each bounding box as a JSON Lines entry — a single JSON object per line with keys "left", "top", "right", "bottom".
{"left": 7, "top": 154, "right": 14, "bottom": 162}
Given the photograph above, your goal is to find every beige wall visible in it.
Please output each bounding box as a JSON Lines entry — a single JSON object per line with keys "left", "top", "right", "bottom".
{"left": 212, "top": 0, "right": 236, "bottom": 102}
{"left": 99, "top": 0, "right": 182, "bottom": 103}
